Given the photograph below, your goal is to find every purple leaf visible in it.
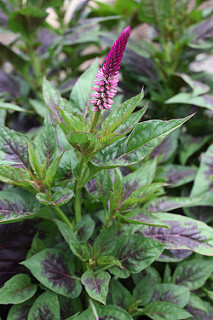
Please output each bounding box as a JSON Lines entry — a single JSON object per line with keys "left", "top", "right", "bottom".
{"left": 21, "top": 248, "right": 82, "bottom": 298}
{"left": 186, "top": 295, "right": 212, "bottom": 320}
{"left": 144, "top": 301, "right": 191, "bottom": 320}
{"left": 158, "top": 249, "right": 192, "bottom": 262}
{"left": 151, "top": 284, "right": 190, "bottom": 308}
{"left": 28, "top": 291, "right": 59, "bottom": 320}
{"left": 0, "top": 221, "right": 35, "bottom": 287}
{"left": 147, "top": 196, "right": 200, "bottom": 212}
{"left": 150, "top": 130, "right": 179, "bottom": 163}
{"left": 138, "top": 213, "right": 213, "bottom": 255}
{"left": 184, "top": 205, "right": 213, "bottom": 224}
{"left": 119, "top": 210, "right": 169, "bottom": 227}
{"left": 110, "top": 234, "right": 164, "bottom": 278}
{"left": 0, "top": 71, "right": 20, "bottom": 98}
{"left": 191, "top": 17, "right": 213, "bottom": 42}
{"left": 0, "top": 274, "right": 37, "bottom": 304}
{"left": 7, "top": 299, "right": 33, "bottom": 320}
{"left": 156, "top": 164, "right": 197, "bottom": 187}
{"left": 186, "top": 306, "right": 213, "bottom": 320}
{"left": 0, "top": 188, "right": 42, "bottom": 223}
{"left": 0, "top": 126, "right": 30, "bottom": 168}
{"left": 173, "top": 259, "right": 213, "bottom": 290}
{"left": 37, "top": 28, "right": 57, "bottom": 55}
{"left": 81, "top": 270, "right": 110, "bottom": 304}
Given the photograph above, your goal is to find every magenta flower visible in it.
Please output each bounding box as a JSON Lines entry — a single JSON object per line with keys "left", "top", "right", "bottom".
{"left": 90, "top": 26, "right": 131, "bottom": 111}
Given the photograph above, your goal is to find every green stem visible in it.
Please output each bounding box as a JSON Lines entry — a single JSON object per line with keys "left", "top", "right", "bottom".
{"left": 25, "top": 37, "right": 43, "bottom": 94}
{"left": 89, "top": 299, "right": 99, "bottom": 320}
{"left": 74, "top": 156, "right": 86, "bottom": 224}
{"left": 74, "top": 186, "right": 82, "bottom": 224}
{"left": 54, "top": 206, "right": 74, "bottom": 230}
{"left": 30, "top": 48, "right": 43, "bottom": 88}
{"left": 131, "top": 309, "right": 145, "bottom": 317}
{"left": 90, "top": 110, "right": 101, "bottom": 132}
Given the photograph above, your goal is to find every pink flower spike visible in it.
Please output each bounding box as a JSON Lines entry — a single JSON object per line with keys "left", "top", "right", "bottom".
{"left": 91, "top": 26, "right": 131, "bottom": 111}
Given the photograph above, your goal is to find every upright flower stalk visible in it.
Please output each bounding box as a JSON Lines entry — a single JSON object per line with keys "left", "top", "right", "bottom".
{"left": 90, "top": 26, "right": 131, "bottom": 112}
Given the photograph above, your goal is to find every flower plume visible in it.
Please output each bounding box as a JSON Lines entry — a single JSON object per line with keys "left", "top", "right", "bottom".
{"left": 90, "top": 26, "right": 131, "bottom": 111}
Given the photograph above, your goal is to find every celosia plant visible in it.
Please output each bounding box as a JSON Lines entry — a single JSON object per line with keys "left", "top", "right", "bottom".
{"left": 90, "top": 26, "right": 131, "bottom": 111}
{"left": 0, "top": 26, "right": 213, "bottom": 320}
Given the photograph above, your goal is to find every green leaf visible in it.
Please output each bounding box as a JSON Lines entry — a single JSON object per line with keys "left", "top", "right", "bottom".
{"left": 110, "top": 234, "right": 164, "bottom": 278}
{"left": 69, "top": 305, "right": 134, "bottom": 320}
{"left": 81, "top": 270, "right": 110, "bottom": 304}
{"left": 101, "top": 91, "right": 144, "bottom": 133}
{"left": 203, "top": 288, "right": 213, "bottom": 301}
{"left": 69, "top": 60, "right": 99, "bottom": 112}
{"left": 0, "top": 165, "right": 32, "bottom": 190}
{"left": 138, "top": 212, "right": 213, "bottom": 255}
{"left": 123, "top": 158, "right": 157, "bottom": 188}
{"left": 8, "top": 7, "right": 47, "bottom": 37}
{"left": 138, "top": 0, "right": 170, "bottom": 27}
{"left": 0, "top": 188, "right": 42, "bottom": 223}
{"left": 90, "top": 115, "right": 193, "bottom": 169}
{"left": 76, "top": 215, "right": 95, "bottom": 243}
{"left": 163, "top": 264, "right": 172, "bottom": 283}
{"left": 97, "top": 256, "right": 123, "bottom": 268}
{"left": 118, "top": 209, "right": 169, "bottom": 228}
{"left": 143, "top": 301, "right": 191, "bottom": 320}
{"left": 176, "top": 73, "right": 210, "bottom": 96}
{"left": 133, "top": 275, "right": 154, "bottom": 306}
{"left": 96, "top": 169, "right": 113, "bottom": 203}
{"left": 132, "top": 266, "right": 161, "bottom": 285}
{"left": 187, "top": 294, "right": 208, "bottom": 314}
{"left": 94, "top": 224, "right": 116, "bottom": 256}
{"left": 151, "top": 284, "right": 190, "bottom": 308}
{"left": 179, "top": 133, "right": 210, "bottom": 165}
{"left": 55, "top": 149, "right": 78, "bottom": 180}
{"left": 21, "top": 248, "right": 82, "bottom": 298}
{"left": 53, "top": 106, "right": 85, "bottom": 133}
{"left": 120, "top": 182, "right": 166, "bottom": 210}
{"left": 0, "top": 274, "right": 37, "bottom": 304}
{"left": 172, "top": 259, "right": 213, "bottom": 290}
{"left": 34, "top": 116, "right": 57, "bottom": 167}
{"left": 95, "top": 306, "right": 132, "bottom": 320}
{"left": 114, "top": 105, "right": 148, "bottom": 136}
{"left": 66, "top": 131, "right": 100, "bottom": 157}
{"left": 0, "top": 43, "right": 29, "bottom": 76}
{"left": 42, "top": 78, "right": 72, "bottom": 123}
{"left": 36, "top": 188, "right": 74, "bottom": 207}
{"left": 27, "top": 0, "right": 61, "bottom": 9}
{"left": 166, "top": 93, "right": 213, "bottom": 111}
{"left": 27, "top": 142, "right": 41, "bottom": 179}
{"left": 190, "top": 144, "right": 213, "bottom": 205}
{"left": 109, "top": 278, "right": 133, "bottom": 309}
{"left": 0, "top": 126, "right": 30, "bottom": 168}
{"left": 54, "top": 219, "right": 90, "bottom": 261}
{"left": 28, "top": 291, "right": 60, "bottom": 320}
{"left": 29, "top": 99, "right": 47, "bottom": 118}
{"left": 0, "top": 101, "right": 32, "bottom": 113}
{"left": 7, "top": 299, "right": 33, "bottom": 320}
{"left": 44, "top": 153, "right": 63, "bottom": 188}
{"left": 150, "top": 129, "right": 180, "bottom": 164}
